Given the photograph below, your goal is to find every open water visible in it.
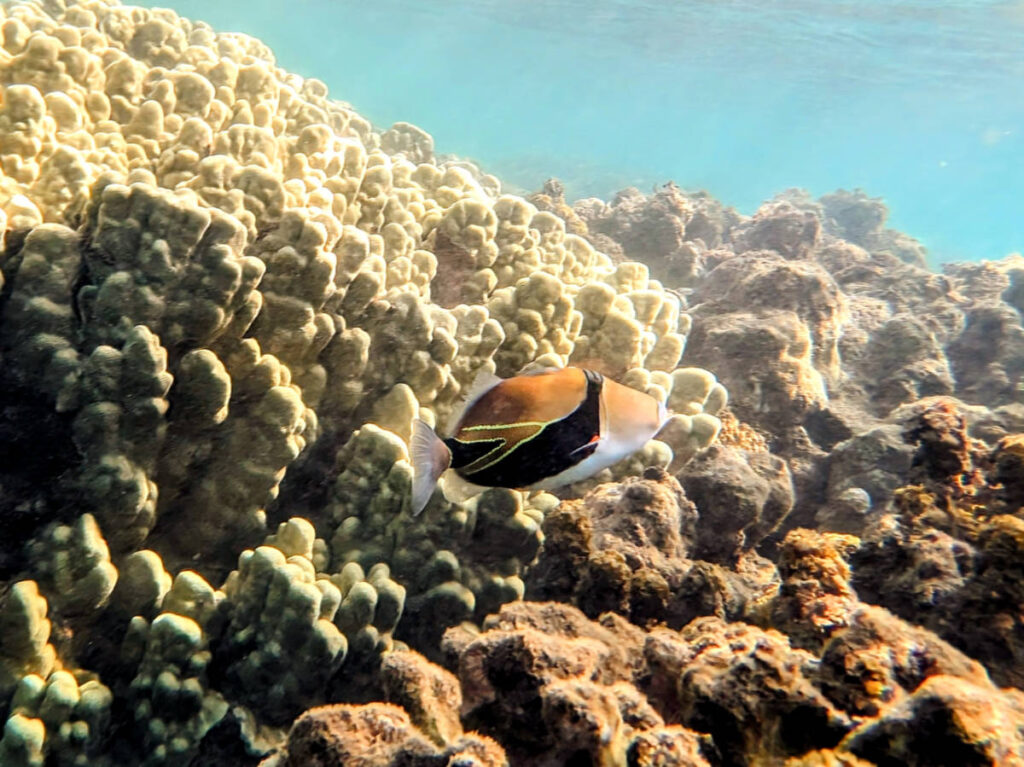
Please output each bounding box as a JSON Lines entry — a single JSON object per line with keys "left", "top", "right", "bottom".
{"left": 139, "top": 0, "right": 1024, "bottom": 264}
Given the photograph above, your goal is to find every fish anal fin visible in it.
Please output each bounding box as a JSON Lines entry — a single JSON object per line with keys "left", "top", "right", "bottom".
{"left": 410, "top": 419, "right": 452, "bottom": 516}
{"left": 439, "top": 469, "right": 486, "bottom": 505}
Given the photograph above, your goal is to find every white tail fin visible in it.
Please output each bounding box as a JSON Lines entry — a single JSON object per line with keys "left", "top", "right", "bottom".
{"left": 410, "top": 419, "right": 452, "bottom": 516}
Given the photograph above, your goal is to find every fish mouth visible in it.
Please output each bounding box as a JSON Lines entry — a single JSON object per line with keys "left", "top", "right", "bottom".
{"left": 657, "top": 400, "right": 671, "bottom": 429}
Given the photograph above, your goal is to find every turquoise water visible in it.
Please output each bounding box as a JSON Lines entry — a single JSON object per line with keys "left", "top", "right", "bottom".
{"left": 141, "top": 0, "right": 1023, "bottom": 265}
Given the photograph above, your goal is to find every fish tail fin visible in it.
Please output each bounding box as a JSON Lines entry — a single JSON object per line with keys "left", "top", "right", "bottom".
{"left": 410, "top": 419, "right": 451, "bottom": 516}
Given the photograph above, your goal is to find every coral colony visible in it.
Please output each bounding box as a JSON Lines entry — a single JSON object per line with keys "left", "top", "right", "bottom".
{"left": 0, "top": 1, "right": 1022, "bottom": 765}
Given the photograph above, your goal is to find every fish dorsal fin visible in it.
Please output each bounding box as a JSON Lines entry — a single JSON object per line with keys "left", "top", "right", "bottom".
{"left": 516, "top": 360, "right": 563, "bottom": 377}
{"left": 445, "top": 367, "right": 503, "bottom": 435}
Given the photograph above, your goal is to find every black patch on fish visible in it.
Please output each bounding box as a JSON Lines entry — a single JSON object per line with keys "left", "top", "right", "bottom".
{"left": 445, "top": 435, "right": 503, "bottom": 470}
{"left": 454, "top": 369, "right": 603, "bottom": 488}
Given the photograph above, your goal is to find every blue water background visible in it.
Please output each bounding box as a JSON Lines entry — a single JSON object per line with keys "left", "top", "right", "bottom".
{"left": 138, "top": 0, "right": 1024, "bottom": 265}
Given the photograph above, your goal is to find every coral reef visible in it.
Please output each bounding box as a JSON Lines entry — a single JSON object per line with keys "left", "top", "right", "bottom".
{"left": 442, "top": 600, "right": 712, "bottom": 767}
{"left": 839, "top": 675, "right": 1024, "bottom": 766}
{"left": 0, "top": 0, "right": 1023, "bottom": 765}
{"left": 524, "top": 467, "right": 779, "bottom": 631}
{"left": 262, "top": 702, "right": 508, "bottom": 767}
{"left": 0, "top": 0, "right": 723, "bottom": 763}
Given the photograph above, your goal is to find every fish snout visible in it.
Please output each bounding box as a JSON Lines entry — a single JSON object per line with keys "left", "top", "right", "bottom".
{"left": 657, "top": 399, "right": 670, "bottom": 429}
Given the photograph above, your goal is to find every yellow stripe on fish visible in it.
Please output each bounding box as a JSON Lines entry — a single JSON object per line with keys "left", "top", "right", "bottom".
{"left": 454, "top": 420, "right": 548, "bottom": 475}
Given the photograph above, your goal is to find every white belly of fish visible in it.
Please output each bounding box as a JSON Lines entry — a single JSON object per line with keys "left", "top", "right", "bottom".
{"left": 527, "top": 435, "right": 651, "bottom": 491}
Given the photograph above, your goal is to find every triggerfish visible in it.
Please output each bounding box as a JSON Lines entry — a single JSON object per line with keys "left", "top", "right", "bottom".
{"left": 410, "top": 365, "right": 670, "bottom": 516}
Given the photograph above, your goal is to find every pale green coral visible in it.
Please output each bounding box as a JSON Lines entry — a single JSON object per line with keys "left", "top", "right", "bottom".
{"left": 0, "top": 223, "right": 82, "bottom": 410}
{"left": 217, "top": 525, "right": 348, "bottom": 724}
{"left": 26, "top": 514, "right": 118, "bottom": 616}
{"left": 327, "top": 561, "right": 406, "bottom": 639}
{"left": 324, "top": 561, "right": 407, "bottom": 685}
{"left": 0, "top": 83, "right": 52, "bottom": 187}
{"left": 246, "top": 208, "right": 338, "bottom": 406}
{"left": 322, "top": 423, "right": 547, "bottom": 647}
{"left": 72, "top": 324, "right": 171, "bottom": 551}
{"left": 79, "top": 180, "right": 264, "bottom": 351}
{"left": 3, "top": 671, "right": 112, "bottom": 766}
{"left": 327, "top": 424, "right": 413, "bottom": 564}
{"left": 572, "top": 266, "right": 691, "bottom": 377}
{"left": 160, "top": 570, "right": 221, "bottom": 627}
{"left": 369, "top": 382, "right": 420, "bottom": 444}
{"left": 353, "top": 291, "right": 460, "bottom": 410}
{"left": 486, "top": 271, "right": 578, "bottom": 376}
{"left": 0, "top": 582, "right": 56, "bottom": 705}
{"left": 2, "top": 194, "right": 44, "bottom": 230}
{"left": 669, "top": 367, "right": 729, "bottom": 416}
{"left": 166, "top": 348, "right": 230, "bottom": 426}
{"left": 120, "top": 613, "right": 227, "bottom": 767}
{"left": 445, "top": 305, "right": 504, "bottom": 398}
{"left": 160, "top": 338, "right": 313, "bottom": 556}
{"left": 380, "top": 121, "right": 434, "bottom": 164}
{"left": 109, "top": 550, "right": 172, "bottom": 620}
{"left": 0, "top": 714, "right": 45, "bottom": 767}
{"left": 429, "top": 196, "right": 499, "bottom": 304}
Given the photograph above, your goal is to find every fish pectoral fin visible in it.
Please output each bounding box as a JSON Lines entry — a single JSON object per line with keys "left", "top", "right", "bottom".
{"left": 569, "top": 434, "right": 602, "bottom": 458}
{"left": 410, "top": 419, "right": 452, "bottom": 517}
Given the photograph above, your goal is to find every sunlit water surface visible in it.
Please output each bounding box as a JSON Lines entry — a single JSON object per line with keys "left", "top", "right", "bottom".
{"left": 138, "top": 0, "right": 1024, "bottom": 265}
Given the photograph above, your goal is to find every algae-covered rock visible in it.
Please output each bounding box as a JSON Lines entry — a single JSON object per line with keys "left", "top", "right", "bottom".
{"left": 527, "top": 471, "right": 695, "bottom": 625}
{"left": 768, "top": 528, "right": 860, "bottom": 653}
{"left": 448, "top": 601, "right": 666, "bottom": 766}
{"left": 841, "top": 675, "right": 1024, "bottom": 766}
{"left": 263, "top": 702, "right": 508, "bottom": 767}
{"left": 679, "top": 445, "right": 795, "bottom": 565}
{"left": 675, "top": 617, "right": 853, "bottom": 765}
{"left": 627, "top": 726, "right": 712, "bottom": 767}
{"left": 379, "top": 649, "right": 462, "bottom": 746}
{"left": 816, "top": 604, "right": 992, "bottom": 719}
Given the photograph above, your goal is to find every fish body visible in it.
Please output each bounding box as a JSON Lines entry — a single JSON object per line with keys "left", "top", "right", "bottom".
{"left": 410, "top": 366, "right": 668, "bottom": 516}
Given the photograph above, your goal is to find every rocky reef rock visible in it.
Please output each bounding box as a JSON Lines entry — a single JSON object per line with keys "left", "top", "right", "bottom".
{"left": 441, "top": 600, "right": 722, "bottom": 767}
{"left": 841, "top": 675, "right": 1024, "bottom": 767}
{"left": 571, "top": 182, "right": 739, "bottom": 285}
{"left": 260, "top": 702, "right": 508, "bottom": 767}
{"left": 679, "top": 445, "right": 795, "bottom": 564}
{"left": 443, "top": 601, "right": 674, "bottom": 767}
{"left": 525, "top": 468, "right": 778, "bottom": 630}
{"left": 769, "top": 528, "right": 860, "bottom": 653}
